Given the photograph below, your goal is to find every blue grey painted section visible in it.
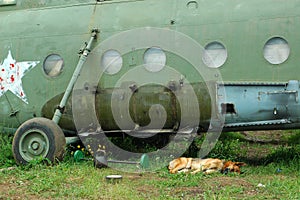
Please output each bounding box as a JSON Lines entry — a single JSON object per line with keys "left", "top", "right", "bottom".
{"left": 217, "top": 80, "right": 300, "bottom": 130}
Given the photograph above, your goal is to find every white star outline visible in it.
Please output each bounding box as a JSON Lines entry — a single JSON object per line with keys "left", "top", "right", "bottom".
{"left": 0, "top": 51, "right": 40, "bottom": 104}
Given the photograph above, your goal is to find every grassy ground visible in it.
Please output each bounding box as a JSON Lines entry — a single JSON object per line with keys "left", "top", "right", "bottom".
{"left": 0, "top": 131, "right": 299, "bottom": 200}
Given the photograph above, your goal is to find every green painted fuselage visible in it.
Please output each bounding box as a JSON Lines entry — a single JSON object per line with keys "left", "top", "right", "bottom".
{"left": 1, "top": 0, "right": 300, "bottom": 134}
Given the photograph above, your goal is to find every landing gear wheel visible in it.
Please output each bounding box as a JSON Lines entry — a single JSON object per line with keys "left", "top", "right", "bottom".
{"left": 12, "top": 117, "right": 66, "bottom": 165}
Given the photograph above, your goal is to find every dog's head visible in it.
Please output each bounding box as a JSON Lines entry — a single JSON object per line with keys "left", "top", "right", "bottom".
{"left": 222, "top": 161, "right": 246, "bottom": 174}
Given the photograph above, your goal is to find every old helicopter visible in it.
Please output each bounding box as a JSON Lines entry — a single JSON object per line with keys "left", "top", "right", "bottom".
{"left": 1, "top": 0, "right": 300, "bottom": 165}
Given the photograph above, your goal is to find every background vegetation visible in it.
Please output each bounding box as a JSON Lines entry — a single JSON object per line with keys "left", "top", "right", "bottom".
{"left": 0, "top": 130, "right": 299, "bottom": 199}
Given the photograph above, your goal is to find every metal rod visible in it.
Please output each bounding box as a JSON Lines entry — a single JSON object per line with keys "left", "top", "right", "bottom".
{"left": 108, "top": 160, "right": 139, "bottom": 165}
{"left": 52, "top": 29, "right": 99, "bottom": 124}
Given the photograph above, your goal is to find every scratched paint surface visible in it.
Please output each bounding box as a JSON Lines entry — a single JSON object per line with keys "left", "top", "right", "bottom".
{"left": 0, "top": 51, "right": 39, "bottom": 104}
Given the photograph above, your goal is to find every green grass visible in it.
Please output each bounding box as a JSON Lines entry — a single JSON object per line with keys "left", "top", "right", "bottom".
{"left": 1, "top": 160, "right": 299, "bottom": 200}
{"left": 1, "top": 131, "right": 300, "bottom": 200}
{"left": 0, "top": 133, "right": 16, "bottom": 167}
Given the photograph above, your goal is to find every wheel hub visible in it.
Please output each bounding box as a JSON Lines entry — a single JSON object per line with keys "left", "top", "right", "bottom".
{"left": 27, "top": 138, "right": 45, "bottom": 156}
{"left": 19, "top": 129, "right": 50, "bottom": 162}
{"left": 31, "top": 141, "right": 40, "bottom": 150}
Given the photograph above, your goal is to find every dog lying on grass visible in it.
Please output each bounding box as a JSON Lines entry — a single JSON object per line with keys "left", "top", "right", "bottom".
{"left": 168, "top": 157, "right": 246, "bottom": 174}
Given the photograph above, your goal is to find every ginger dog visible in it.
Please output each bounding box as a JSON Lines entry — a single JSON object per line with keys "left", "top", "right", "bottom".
{"left": 168, "top": 157, "right": 246, "bottom": 174}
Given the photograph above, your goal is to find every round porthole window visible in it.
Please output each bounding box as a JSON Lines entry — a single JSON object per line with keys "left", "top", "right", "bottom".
{"left": 263, "top": 37, "right": 290, "bottom": 65}
{"left": 202, "top": 42, "right": 227, "bottom": 68}
{"left": 144, "top": 47, "right": 166, "bottom": 72}
{"left": 43, "top": 54, "right": 64, "bottom": 77}
{"left": 101, "top": 50, "right": 123, "bottom": 75}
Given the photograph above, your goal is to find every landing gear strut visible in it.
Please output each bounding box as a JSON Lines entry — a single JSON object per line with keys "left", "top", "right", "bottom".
{"left": 12, "top": 29, "right": 99, "bottom": 164}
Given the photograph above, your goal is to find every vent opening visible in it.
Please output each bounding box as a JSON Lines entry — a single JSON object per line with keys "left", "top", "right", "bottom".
{"left": 221, "top": 103, "right": 236, "bottom": 114}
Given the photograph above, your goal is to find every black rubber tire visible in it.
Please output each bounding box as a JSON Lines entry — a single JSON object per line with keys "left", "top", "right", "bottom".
{"left": 12, "top": 117, "right": 66, "bottom": 165}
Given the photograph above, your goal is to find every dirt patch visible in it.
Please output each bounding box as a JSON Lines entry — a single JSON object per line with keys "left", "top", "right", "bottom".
{"left": 207, "top": 176, "right": 258, "bottom": 198}
{"left": 124, "top": 173, "right": 163, "bottom": 198}
{"left": 238, "top": 130, "right": 298, "bottom": 163}
{"left": 209, "top": 176, "right": 253, "bottom": 188}
{"left": 0, "top": 177, "right": 47, "bottom": 200}
{"left": 241, "top": 130, "right": 293, "bottom": 144}
{"left": 124, "top": 173, "right": 144, "bottom": 180}
{"left": 133, "top": 178, "right": 161, "bottom": 199}
{"left": 173, "top": 187, "right": 205, "bottom": 199}
{"left": 165, "top": 176, "right": 259, "bottom": 199}
{"left": 241, "top": 143, "right": 277, "bottom": 160}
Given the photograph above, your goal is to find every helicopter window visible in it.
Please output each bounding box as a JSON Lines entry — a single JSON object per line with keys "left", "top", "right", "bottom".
{"left": 101, "top": 50, "right": 123, "bottom": 75}
{"left": 43, "top": 54, "right": 64, "bottom": 77}
{"left": 202, "top": 41, "right": 227, "bottom": 68}
{"left": 0, "top": 0, "right": 16, "bottom": 6}
{"left": 263, "top": 37, "right": 290, "bottom": 65}
{"left": 144, "top": 47, "right": 166, "bottom": 72}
